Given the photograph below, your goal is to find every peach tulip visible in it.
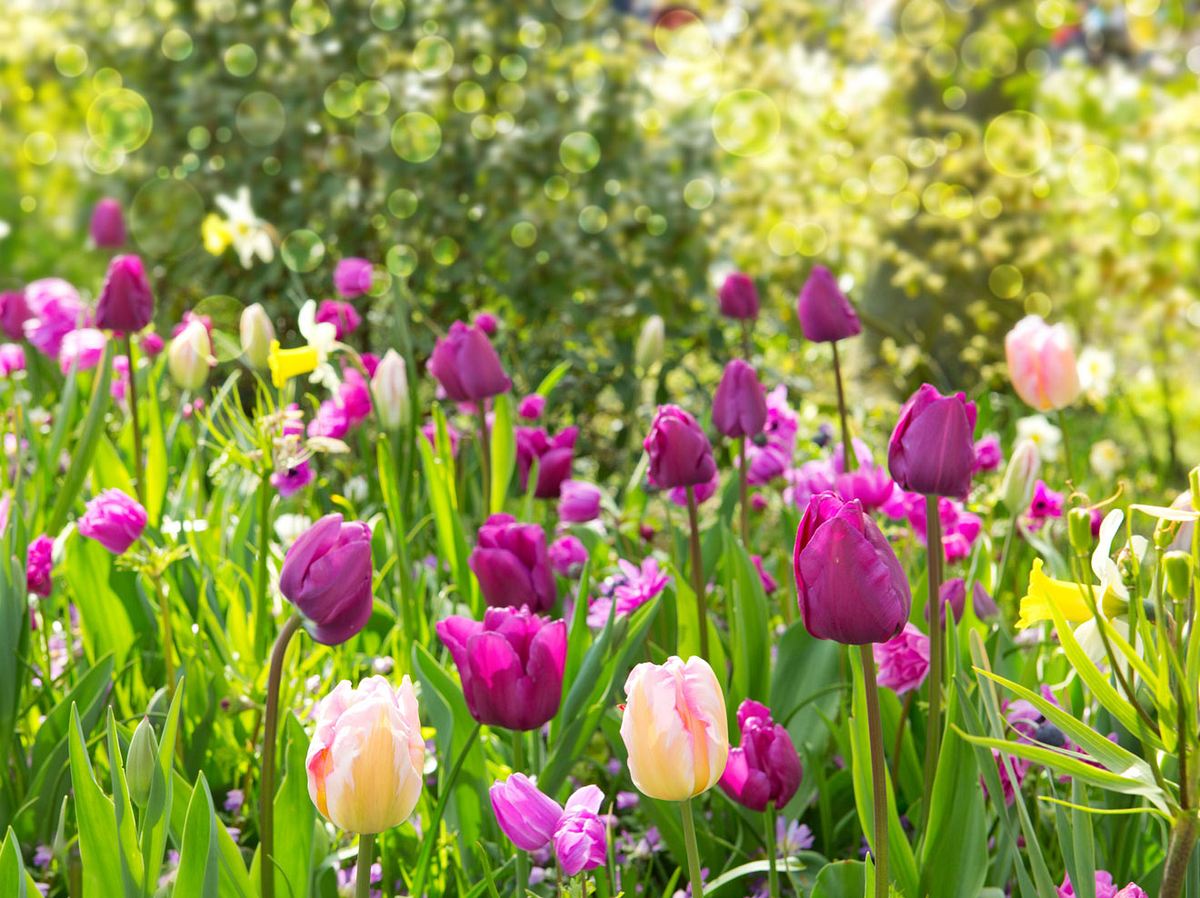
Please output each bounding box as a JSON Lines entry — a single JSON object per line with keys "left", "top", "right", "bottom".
{"left": 620, "top": 656, "right": 729, "bottom": 801}
{"left": 306, "top": 676, "right": 425, "bottom": 834}
{"left": 1004, "top": 315, "right": 1081, "bottom": 412}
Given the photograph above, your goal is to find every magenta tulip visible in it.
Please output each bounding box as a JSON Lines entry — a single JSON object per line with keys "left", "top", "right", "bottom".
{"left": 333, "top": 257, "right": 373, "bottom": 298}
{"left": 549, "top": 535, "right": 588, "bottom": 577}
{"left": 559, "top": 479, "right": 601, "bottom": 523}
{"left": 713, "top": 359, "right": 767, "bottom": 438}
{"left": 644, "top": 405, "right": 717, "bottom": 490}
{"left": 0, "top": 291, "right": 30, "bottom": 341}
{"left": 26, "top": 534, "right": 54, "bottom": 597}
{"left": 793, "top": 492, "right": 911, "bottom": 644}
{"left": 718, "top": 700, "right": 801, "bottom": 812}
{"left": 718, "top": 272, "right": 759, "bottom": 320}
{"left": 437, "top": 605, "right": 567, "bottom": 730}
{"left": 428, "top": 321, "right": 511, "bottom": 402}
{"left": 887, "top": 383, "right": 977, "bottom": 500}
{"left": 516, "top": 426, "right": 577, "bottom": 499}
{"left": 78, "top": 489, "right": 147, "bottom": 555}
{"left": 314, "top": 299, "right": 361, "bottom": 339}
{"left": 89, "top": 198, "right": 126, "bottom": 248}
{"left": 469, "top": 514, "right": 556, "bottom": 612}
{"left": 796, "top": 266, "right": 861, "bottom": 343}
{"left": 279, "top": 513, "right": 374, "bottom": 645}
{"left": 873, "top": 624, "right": 930, "bottom": 695}
{"left": 96, "top": 255, "right": 155, "bottom": 333}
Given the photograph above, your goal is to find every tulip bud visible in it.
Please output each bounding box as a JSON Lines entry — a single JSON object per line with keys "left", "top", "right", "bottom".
{"left": 1164, "top": 551, "right": 1193, "bottom": 603}
{"left": 644, "top": 405, "right": 717, "bottom": 490}
{"left": 95, "top": 255, "right": 155, "bottom": 333}
{"left": 1068, "top": 507, "right": 1094, "bottom": 555}
{"left": 78, "top": 489, "right": 147, "bottom": 555}
{"left": 621, "top": 656, "right": 728, "bottom": 802}
{"left": 718, "top": 272, "right": 759, "bottom": 320}
{"left": 167, "top": 319, "right": 213, "bottom": 390}
{"left": 371, "top": 349, "right": 410, "bottom": 431}
{"left": 333, "top": 257, "right": 374, "bottom": 298}
{"left": 712, "top": 359, "right": 767, "bottom": 439}
{"left": 280, "top": 514, "right": 375, "bottom": 645}
{"left": 89, "top": 198, "right": 126, "bottom": 248}
{"left": 1001, "top": 439, "right": 1041, "bottom": 512}
{"left": 428, "top": 320, "right": 511, "bottom": 402}
{"left": 239, "top": 303, "right": 274, "bottom": 369}
{"left": 796, "top": 266, "right": 861, "bottom": 343}
{"left": 887, "top": 384, "right": 977, "bottom": 500}
{"left": 634, "top": 315, "right": 665, "bottom": 371}
{"left": 126, "top": 717, "right": 158, "bottom": 808}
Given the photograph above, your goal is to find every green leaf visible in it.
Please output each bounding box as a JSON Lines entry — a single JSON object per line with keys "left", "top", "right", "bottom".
{"left": 168, "top": 770, "right": 253, "bottom": 898}
{"left": 723, "top": 529, "right": 770, "bottom": 710}
{"left": 48, "top": 342, "right": 114, "bottom": 532}
{"left": 489, "top": 392, "right": 515, "bottom": 513}
{"left": 809, "top": 860, "right": 866, "bottom": 898}
{"left": 0, "top": 553, "right": 29, "bottom": 773}
{"left": 701, "top": 858, "right": 805, "bottom": 893}
{"left": 534, "top": 360, "right": 571, "bottom": 397}
{"left": 140, "top": 683, "right": 184, "bottom": 891}
{"left": 175, "top": 772, "right": 219, "bottom": 898}
{"left": 91, "top": 433, "right": 136, "bottom": 498}
{"left": 68, "top": 704, "right": 123, "bottom": 896}
{"left": 104, "top": 711, "right": 145, "bottom": 898}
{"left": 0, "top": 827, "right": 27, "bottom": 898}
{"left": 61, "top": 532, "right": 135, "bottom": 667}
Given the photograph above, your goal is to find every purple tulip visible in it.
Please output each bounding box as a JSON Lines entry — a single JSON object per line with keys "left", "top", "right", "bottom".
{"left": 0, "top": 290, "right": 30, "bottom": 341}
{"left": 554, "top": 806, "right": 607, "bottom": 876}
{"left": 549, "top": 535, "right": 588, "bottom": 577}
{"left": 333, "top": 257, "right": 373, "bottom": 298}
{"left": 26, "top": 534, "right": 54, "bottom": 597}
{"left": 78, "top": 489, "right": 147, "bottom": 555}
{"left": 517, "top": 394, "right": 545, "bottom": 420}
{"left": 0, "top": 343, "right": 25, "bottom": 377}
{"left": 719, "top": 700, "right": 802, "bottom": 812}
{"left": 972, "top": 582, "right": 998, "bottom": 619}
{"left": 23, "top": 278, "right": 87, "bottom": 358}
{"left": 96, "top": 255, "right": 155, "bottom": 334}
{"left": 874, "top": 624, "right": 930, "bottom": 695}
{"left": 470, "top": 513, "right": 556, "bottom": 612}
{"left": 89, "top": 198, "right": 126, "bottom": 248}
{"left": 887, "top": 383, "right": 977, "bottom": 500}
{"left": 644, "top": 405, "right": 717, "bottom": 490}
{"left": 489, "top": 773, "right": 565, "bottom": 850}
{"left": 437, "top": 605, "right": 567, "bottom": 730}
{"left": 796, "top": 266, "right": 861, "bottom": 343}
{"left": 475, "top": 311, "right": 499, "bottom": 335}
{"left": 314, "top": 299, "right": 361, "bottom": 339}
{"left": 718, "top": 272, "right": 759, "bottom": 320}
{"left": 428, "top": 320, "right": 512, "bottom": 402}
{"left": 713, "top": 359, "right": 767, "bottom": 439}
{"left": 140, "top": 332, "right": 164, "bottom": 357}
{"left": 559, "top": 479, "right": 601, "bottom": 523}
{"left": 932, "top": 577, "right": 966, "bottom": 624}
{"left": 793, "top": 492, "right": 911, "bottom": 644}
{"left": 278, "top": 513, "right": 374, "bottom": 645}
{"left": 516, "top": 426, "right": 577, "bottom": 499}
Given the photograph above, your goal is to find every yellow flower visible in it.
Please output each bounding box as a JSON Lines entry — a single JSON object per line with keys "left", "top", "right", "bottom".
{"left": 1017, "top": 558, "right": 1121, "bottom": 630}
{"left": 268, "top": 340, "right": 319, "bottom": 389}
{"left": 202, "top": 213, "right": 232, "bottom": 255}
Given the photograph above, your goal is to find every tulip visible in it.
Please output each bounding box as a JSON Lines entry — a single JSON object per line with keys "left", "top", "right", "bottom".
{"left": 268, "top": 341, "right": 318, "bottom": 389}
{"left": 634, "top": 314, "right": 664, "bottom": 371}
{"left": 437, "top": 605, "right": 567, "bottom": 731}
{"left": 371, "top": 349, "right": 410, "bottom": 430}
{"left": 95, "top": 255, "right": 154, "bottom": 333}
{"left": 315, "top": 299, "right": 362, "bottom": 339}
{"left": 888, "top": 383, "right": 977, "bottom": 500}
{"left": 548, "top": 535, "right": 588, "bottom": 577}
{"left": 279, "top": 513, "right": 375, "bottom": 645}
{"left": 428, "top": 320, "right": 511, "bottom": 402}
{"left": 469, "top": 513, "right": 556, "bottom": 612}
{"left": 1001, "top": 439, "right": 1042, "bottom": 511}
{"left": 490, "top": 776, "right": 607, "bottom": 877}
{"left": 554, "top": 805, "right": 607, "bottom": 877}
{"left": 306, "top": 676, "right": 424, "bottom": 833}
{"left": 125, "top": 717, "right": 158, "bottom": 808}
{"left": 475, "top": 311, "right": 499, "bottom": 335}
{"left": 713, "top": 360, "right": 767, "bottom": 439}
{"left": 644, "top": 405, "right": 717, "bottom": 490}
{"left": 517, "top": 394, "right": 545, "bottom": 420}
{"left": 240, "top": 303, "right": 275, "bottom": 369}
{"left": 621, "top": 655, "right": 728, "bottom": 802}
{"left": 973, "top": 434, "right": 1003, "bottom": 472}
{"left": 873, "top": 624, "right": 930, "bottom": 695}
{"left": 1005, "top": 315, "right": 1081, "bottom": 412}
{"left": 333, "top": 257, "right": 374, "bottom": 298}
{"left": 26, "top": 534, "right": 54, "bottom": 597}
{"left": 58, "top": 328, "right": 107, "bottom": 374}
{"left": 718, "top": 272, "right": 759, "bottom": 320}
{"left": 0, "top": 290, "right": 30, "bottom": 341}
{"left": 168, "top": 318, "right": 214, "bottom": 391}
{"left": 78, "top": 489, "right": 147, "bottom": 555}
{"left": 89, "top": 197, "right": 126, "bottom": 248}
{"left": 796, "top": 266, "right": 861, "bottom": 343}
{"left": 718, "top": 700, "right": 801, "bottom": 812}
{"left": 23, "top": 278, "right": 87, "bottom": 358}
{"left": 559, "top": 479, "right": 601, "bottom": 523}
{"left": 793, "top": 492, "right": 911, "bottom": 645}
{"left": 934, "top": 577, "right": 966, "bottom": 624}
{"left": 271, "top": 461, "right": 313, "bottom": 498}
{"left": 140, "top": 331, "right": 164, "bottom": 357}
{"left": 516, "top": 426, "right": 577, "bottom": 499}
{"left": 972, "top": 582, "right": 998, "bottom": 619}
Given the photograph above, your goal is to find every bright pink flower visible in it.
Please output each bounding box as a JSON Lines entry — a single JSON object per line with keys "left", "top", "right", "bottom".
{"left": 752, "top": 555, "right": 778, "bottom": 594}
{"left": 587, "top": 557, "right": 670, "bottom": 627}
{"left": 315, "top": 300, "right": 361, "bottom": 339}
{"left": 1057, "top": 871, "right": 1119, "bottom": 898}
{"left": 548, "top": 535, "right": 588, "bottom": 577}
{"left": 518, "top": 394, "right": 546, "bottom": 420}
{"left": 0, "top": 343, "right": 25, "bottom": 376}
{"left": 96, "top": 255, "right": 154, "bottom": 333}
{"left": 559, "top": 480, "right": 601, "bottom": 523}
{"left": 0, "top": 290, "right": 31, "bottom": 340}
{"left": 89, "top": 198, "right": 126, "bottom": 247}
{"left": 58, "top": 328, "right": 107, "bottom": 374}
{"left": 747, "top": 386, "right": 798, "bottom": 486}
{"left": 333, "top": 257, "right": 373, "bottom": 298}
{"left": 111, "top": 355, "right": 130, "bottom": 403}
{"left": 78, "top": 489, "right": 147, "bottom": 555}
{"left": 516, "top": 426, "right": 577, "bottom": 499}
{"left": 27, "top": 534, "right": 54, "bottom": 597}
{"left": 474, "top": 311, "right": 499, "bottom": 335}
{"left": 1006, "top": 315, "right": 1081, "bottom": 412}
{"left": 24, "top": 279, "right": 87, "bottom": 358}
{"left": 972, "top": 434, "right": 1003, "bottom": 472}
{"left": 1026, "top": 480, "right": 1064, "bottom": 531}
{"left": 667, "top": 468, "right": 718, "bottom": 508}
{"left": 489, "top": 775, "right": 606, "bottom": 876}
{"left": 272, "top": 460, "right": 314, "bottom": 497}
{"left": 718, "top": 700, "right": 801, "bottom": 812}
{"left": 140, "top": 332, "right": 164, "bottom": 357}
{"left": 874, "top": 623, "right": 930, "bottom": 694}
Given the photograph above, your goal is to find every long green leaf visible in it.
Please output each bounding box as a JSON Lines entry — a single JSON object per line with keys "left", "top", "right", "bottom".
{"left": 68, "top": 704, "right": 123, "bottom": 896}
{"left": 175, "top": 772, "right": 219, "bottom": 898}
{"left": 489, "top": 392, "right": 515, "bottom": 513}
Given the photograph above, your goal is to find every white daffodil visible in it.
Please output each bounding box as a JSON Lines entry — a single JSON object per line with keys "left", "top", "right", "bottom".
{"left": 214, "top": 187, "right": 274, "bottom": 269}
{"left": 1077, "top": 347, "right": 1115, "bottom": 401}
{"left": 1074, "top": 509, "right": 1146, "bottom": 669}
{"left": 297, "top": 300, "right": 339, "bottom": 389}
{"left": 1016, "top": 414, "right": 1062, "bottom": 462}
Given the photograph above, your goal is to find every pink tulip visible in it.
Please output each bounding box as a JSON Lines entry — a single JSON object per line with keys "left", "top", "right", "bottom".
{"left": 333, "top": 257, "right": 373, "bottom": 298}
{"left": 873, "top": 624, "right": 930, "bottom": 695}
{"left": 1005, "top": 315, "right": 1081, "bottom": 412}
{"left": 78, "top": 489, "right": 147, "bottom": 555}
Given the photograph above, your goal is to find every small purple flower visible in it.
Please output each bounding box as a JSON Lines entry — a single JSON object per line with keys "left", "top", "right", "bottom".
{"left": 518, "top": 394, "right": 546, "bottom": 420}
{"left": 587, "top": 557, "right": 669, "bottom": 627}
{"left": 314, "top": 299, "right": 362, "bottom": 339}
{"left": 873, "top": 624, "right": 930, "bottom": 695}
{"left": 333, "top": 257, "right": 373, "bottom": 298}
{"left": 90, "top": 198, "right": 126, "bottom": 247}
{"left": 559, "top": 479, "right": 601, "bottom": 523}
{"left": 475, "top": 311, "right": 499, "bottom": 335}
{"left": 549, "top": 535, "right": 588, "bottom": 578}
{"left": 271, "top": 461, "right": 314, "bottom": 498}
{"left": 972, "top": 434, "right": 1003, "bottom": 472}
{"left": 223, "top": 789, "right": 245, "bottom": 814}
{"left": 1026, "top": 480, "right": 1064, "bottom": 531}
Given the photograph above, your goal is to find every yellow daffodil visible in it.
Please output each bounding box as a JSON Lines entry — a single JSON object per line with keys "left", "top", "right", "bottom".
{"left": 268, "top": 340, "right": 319, "bottom": 388}
{"left": 1017, "top": 558, "right": 1113, "bottom": 629}
{"left": 202, "top": 213, "right": 232, "bottom": 255}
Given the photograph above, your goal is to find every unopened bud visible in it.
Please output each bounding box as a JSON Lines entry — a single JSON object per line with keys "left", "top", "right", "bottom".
{"left": 371, "top": 349, "right": 410, "bottom": 431}
{"left": 1068, "top": 507, "right": 1093, "bottom": 555}
{"left": 239, "top": 303, "right": 275, "bottom": 369}
{"left": 1164, "top": 551, "right": 1193, "bottom": 603}
{"left": 126, "top": 717, "right": 158, "bottom": 808}
{"left": 1000, "top": 439, "right": 1040, "bottom": 512}
{"left": 634, "top": 315, "right": 664, "bottom": 372}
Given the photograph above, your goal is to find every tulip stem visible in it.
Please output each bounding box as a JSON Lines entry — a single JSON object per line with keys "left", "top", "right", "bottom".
{"left": 512, "top": 730, "right": 527, "bottom": 898}
{"left": 259, "top": 612, "right": 303, "bottom": 898}
{"left": 685, "top": 486, "right": 710, "bottom": 662}
{"left": 858, "top": 644, "right": 889, "bottom": 898}
{"left": 253, "top": 470, "right": 272, "bottom": 658}
{"left": 765, "top": 802, "right": 780, "bottom": 898}
{"left": 738, "top": 437, "right": 749, "bottom": 546}
{"left": 922, "top": 494, "right": 944, "bottom": 825}
{"left": 1057, "top": 409, "right": 1076, "bottom": 484}
{"left": 740, "top": 319, "right": 752, "bottom": 361}
{"left": 355, "top": 832, "right": 375, "bottom": 898}
{"left": 154, "top": 573, "right": 175, "bottom": 698}
{"left": 830, "top": 341, "right": 855, "bottom": 474}
{"left": 680, "top": 798, "right": 705, "bottom": 896}
{"left": 477, "top": 405, "right": 492, "bottom": 515}
{"left": 124, "top": 334, "right": 145, "bottom": 507}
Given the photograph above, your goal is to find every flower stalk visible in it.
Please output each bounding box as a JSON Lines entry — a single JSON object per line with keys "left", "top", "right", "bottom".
{"left": 259, "top": 612, "right": 303, "bottom": 898}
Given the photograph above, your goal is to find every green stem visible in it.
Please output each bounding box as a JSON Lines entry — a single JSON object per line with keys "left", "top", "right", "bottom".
{"left": 512, "top": 730, "right": 527, "bottom": 898}
{"left": 253, "top": 471, "right": 272, "bottom": 658}
{"left": 765, "top": 802, "right": 780, "bottom": 898}
{"left": 356, "top": 832, "right": 376, "bottom": 898}
{"left": 859, "top": 644, "right": 889, "bottom": 898}
{"left": 1057, "top": 409, "right": 1075, "bottom": 485}
{"left": 1161, "top": 813, "right": 1198, "bottom": 898}
{"left": 740, "top": 318, "right": 752, "bottom": 361}
{"left": 124, "top": 334, "right": 145, "bottom": 507}
{"left": 831, "top": 341, "right": 855, "bottom": 473}
{"left": 922, "top": 494, "right": 944, "bottom": 824}
{"left": 155, "top": 574, "right": 175, "bottom": 697}
{"left": 259, "top": 613, "right": 303, "bottom": 898}
{"left": 993, "top": 512, "right": 1018, "bottom": 612}
{"left": 680, "top": 798, "right": 705, "bottom": 895}
{"left": 738, "top": 437, "right": 749, "bottom": 546}
{"left": 478, "top": 405, "right": 492, "bottom": 516}
{"left": 685, "top": 486, "right": 709, "bottom": 662}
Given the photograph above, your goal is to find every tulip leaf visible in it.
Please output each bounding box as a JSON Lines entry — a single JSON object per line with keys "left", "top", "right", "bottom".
{"left": 168, "top": 769, "right": 253, "bottom": 898}
{"left": 0, "top": 551, "right": 29, "bottom": 782}
{"left": 0, "top": 826, "right": 43, "bottom": 898}
{"left": 808, "top": 860, "right": 866, "bottom": 898}
{"left": 90, "top": 432, "right": 137, "bottom": 500}
{"left": 144, "top": 366, "right": 168, "bottom": 526}
{"left": 701, "top": 858, "right": 805, "bottom": 893}
{"left": 48, "top": 341, "right": 114, "bottom": 533}
{"left": 534, "top": 360, "right": 571, "bottom": 397}
{"left": 140, "top": 683, "right": 184, "bottom": 892}
{"left": 68, "top": 704, "right": 124, "bottom": 896}
{"left": 175, "top": 772, "right": 219, "bottom": 898}
{"left": 103, "top": 710, "right": 146, "bottom": 898}
{"left": 722, "top": 527, "right": 770, "bottom": 712}
{"left": 489, "top": 392, "right": 515, "bottom": 514}
{"left": 61, "top": 530, "right": 138, "bottom": 668}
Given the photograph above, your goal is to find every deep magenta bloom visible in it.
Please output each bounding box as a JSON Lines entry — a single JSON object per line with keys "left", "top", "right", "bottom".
{"left": 279, "top": 513, "right": 374, "bottom": 645}
{"left": 96, "top": 255, "right": 154, "bottom": 334}
{"left": 888, "top": 383, "right": 977, "bottom": 500}
{"left": 140, "top": 332, "right": 164, "bottom": 357}
{"left": 78, "top": 489, "right": 147, "bottom": 555}
{"left": 972, "top": 434, "right": 1003, "bottom": 472}
{"left": 470, "top": 513, "right": 556, "bottom": 612}
{"left": 873, "top": 623, "right": 930, "bottom": 695}
{"left": 718, "top": 272, "right": 759, "bottom": 320}
{"left": 548, "top": 535, "right": 588, "bottom": 577}
{"left": 0, "top": 290, "right": 30, "bottom": 341}
{"left": 644, "top": 405, "right": 717, "bottom": 490}
{"left": 308, "top": 400, "right": 349, "bottom": 440}
{"left": 517, "top": 394, "right": 545, "bottom": 420}
{"left": 718, "top": 700, "right": 801, "bottom": 812}
{"left": 1026, "top": 480, "right": 1064, "bottom": 531}
{"left": 23, "top": 279, "right": 87, "bottom": 358}
{"left": 796, "top": 266, "right": 861, "bottom": 343}
{"left": 516, "top": 426, "right": 577, "bottom": 499}
{"left": 1057, "top": 871, "right": 1122, "bottom": 898}
{"left": 933, "top": 577, "right": 966, "bottom": 624}
{"left": 314, "top": 300, "right": 362, "bottom": 339}
{"left": 428, "top": 320, "right": 511, "bottom": 402}
{"left": 437, "top": 605, "right": 567, "bottom": 730}
{"left": 271, "top": 460, "right": 314, "bottom": 497}
{"left": 333, "top": 257, "right": 373, "bottom": 298}
{"left": 713, "top": 359, "right": 767, "bottom": 439}
{"left": 793, "top": 492, "right": 911, "bottom": 644}
{"left": 89, "top": 198, "right": 126, "bottom": 248}
{"left": 0, "top": 343, "right": 25, "bottom": 376}
{"left": 475, "top": 311, "right": 499, "bottom": 335}
{"left": 26, "top": 534, "right": 54, "bottom": 597}
{"left": 559, "top": 479, "right": 601, "bottom": 523}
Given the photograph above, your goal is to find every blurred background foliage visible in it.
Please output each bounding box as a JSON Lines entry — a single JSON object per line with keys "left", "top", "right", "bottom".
{"left": 2, "top": 0, "right": 1199, "bottom": 479}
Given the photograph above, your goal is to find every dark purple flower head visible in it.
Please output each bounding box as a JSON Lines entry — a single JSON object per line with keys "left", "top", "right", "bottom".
{"left": 470, "top": 513, "right": 556, "bottom": 612}
{"left": 516, "top": 426, "right": 577, "bottom": 499}
{"left": 713, "top": 359, "right": 767, "bottom": 439}
{"left": 90, "top": 198, "right": 126, "bottom": 248}
{"left": 718, "top": 272, "right": 759, "bottom": 320}
{"left": 96, "top": 255, "right": 155, "bottom": 334}
{"left": 888, "top": 384, "right": 977, "bottom": 500}
{"left": 718, "top": 700, "right": 801, "bottom": 812}
{"left": 796, "top": 266, "right": 861, "bottom": 343}
{"left": 644, "top": 405, "right": 716, "bottom": 490}
{"left": 428, "top": 320, "right": 511, "bottom": 402}
{"left": 279, "top": 513, "right": 374, "bottom": 645}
